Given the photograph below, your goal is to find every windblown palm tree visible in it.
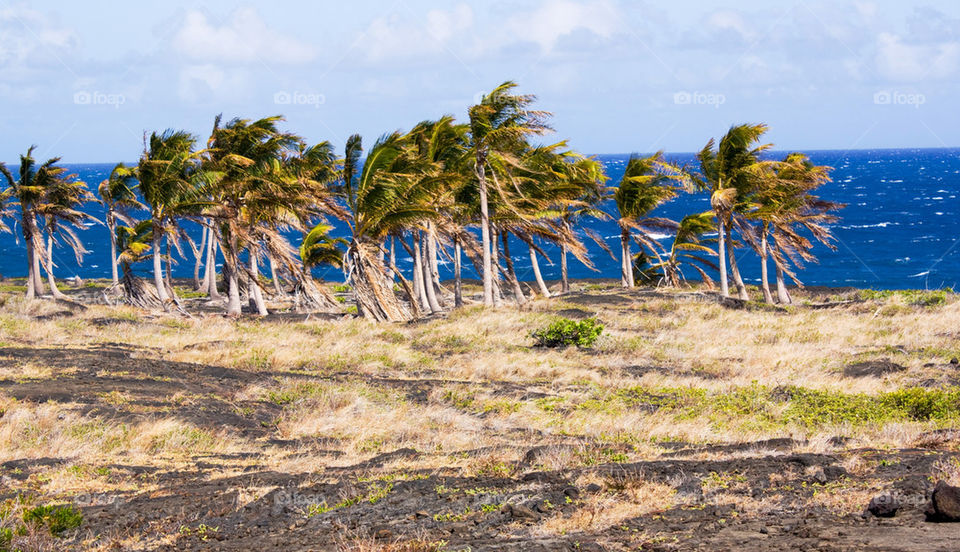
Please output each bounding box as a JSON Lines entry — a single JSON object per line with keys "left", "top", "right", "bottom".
{"left": 1, "top": 147, "right": 54, "bottom": 298}
{"left": 467, "top": 81, "right": 550, "bottom": 306}
{"left": 652, "top": 212, "right": 718, "bottom": 288}
{"left": 35, "top": 167, "right": 96, "bottom": 299}
{"left": 613, "top": 152, "right": 685, "bottom": 288}
{"left": 751, "top": 153, "right": 842, "bottom": 303}
{"left": 98, "top": 163, "right": 141, "bottom": 287}
{"left": 696, "top": 124, "right": 772, "bottom": 299}
{"left": 138, "top": 130, "right": 206, "bottom": 306}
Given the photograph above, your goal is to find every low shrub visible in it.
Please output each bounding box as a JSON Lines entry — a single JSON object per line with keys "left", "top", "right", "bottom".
{"left": 531, "top": 317, "right": 604, "bottom": 348}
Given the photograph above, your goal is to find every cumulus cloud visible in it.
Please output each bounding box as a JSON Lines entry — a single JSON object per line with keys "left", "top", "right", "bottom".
{"left": 172, "top": 7, "right": 315, "bottom": 64}
{"left": 0, "top": 7, "right": 77, "bottom": 68}
{"left": 505, "top": 0, "right": 622, "bottom": 52}
{"left": 361, "top": 4, "right": 476, "bottom": 63}
{"left": 875, "top": 32, "right": 960, "bottom": 81}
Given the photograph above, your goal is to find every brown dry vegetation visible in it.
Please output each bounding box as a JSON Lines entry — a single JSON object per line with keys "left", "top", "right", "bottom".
{"left": 0, "top": 280, "right": 957, "bottom": 550}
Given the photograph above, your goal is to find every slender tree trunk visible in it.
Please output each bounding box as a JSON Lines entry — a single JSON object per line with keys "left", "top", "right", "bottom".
{"left": 726, "top": 225, "right": 749, "bottom": 300}
{"left": 388, "top": 236, "right": 396, "bottom": 282}
{"left": 529, "top": 244, "right": 551, "bottom": 298}
{"left": 476, "top": 162, "right": 494, "bottom": 306}
{"left": 760, "top": 224, "right": 774, "bottom": 304}
{"left": 775, "top": 261, "right": 792, "bottom": 304}
{"left": 193, "top": 225, "right": 207, "bottom": 290}
{"left": 23, "top": 209, "right": 44, "bottom": 298}
{"left": 165, "top": 237, "right": 174, "bottom": 295}
{"left": 500, "top": 231, "right": 526, "bottom": 305}
{"left": 108, "top": 211, "right": 119, "bottom": 287}
{"left": 420, "top": 231, "right": 442, "bottom": 314}
{"left": 717, "top": 217, "right": 729, "bottom": 297}
{"left": 412, "top": 233, "right": 431, "bottom": 311}
{"left": 491, "top": 225, "right": 503, "bottom": 307}
{"left": 453, "top": 237, "right": 463, "bottom": 308}
{"left": 152, "top": 221, "right": 170, "bottom": 304}
{"left": 203, "top": 232, "right": 221, "bottom": 300}
{"left": 426, "top": 222, "right": 442, "bottom": 296}
{"left": 269, "top": 253, "right": 284, "bottom": 297}
{"left": 249, "top": 246, "right": 268, "bottom": 316}
{"left": 620, "top": 227, "right": 634, "bottom": 288}
{"left": 45, "top": 232, "right": 67, "bottom": 299}
{"left": 25, "top": 235, "right": 36, "bottom": 299}
{"left": 560, "top": 243, "right": 570, "bottom": 294}
{"left": 32, "top": 232, "right": 46, "bottom": 296}
{"left": 225, "top": 233, "right": 242, "bottom": 316}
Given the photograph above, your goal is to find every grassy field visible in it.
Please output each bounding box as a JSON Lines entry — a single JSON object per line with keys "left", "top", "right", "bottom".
{"left": 0, "top": 281, "right": 957, "bottom": 550}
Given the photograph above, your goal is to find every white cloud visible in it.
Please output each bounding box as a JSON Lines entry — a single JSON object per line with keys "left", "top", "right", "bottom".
{"left": 173, "top": 7, "right": 315, "bottom": 64}
{"left": 362, "top": 5, "right": 475, "bottom": 63}
{"left": 875, "top": 32, "right": 960, "bottom": 81}
{"left": 0, "top": 7, "right": 77, "bottom": 67}
{"left": 506, "top": 0, "right": 622, "bottom": 52}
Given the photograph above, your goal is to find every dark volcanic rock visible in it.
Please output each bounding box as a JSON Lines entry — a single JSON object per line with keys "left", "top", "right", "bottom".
{"left": 843, "top": 359, "right": 907, "bottom": 378}
{"left": 925, "top": 481, "right": 960, "bottom": 522}
{"left": 867, "top": 494, "right": 900, "bottom": 518}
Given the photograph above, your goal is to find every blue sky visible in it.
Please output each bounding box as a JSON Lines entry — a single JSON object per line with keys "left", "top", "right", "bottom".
{"left": 1, "top": 0, "right": 959, "bottom": 161}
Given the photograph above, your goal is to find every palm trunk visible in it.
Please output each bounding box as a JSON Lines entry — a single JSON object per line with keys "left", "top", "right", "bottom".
{"left": 453, "top": 237, "right": 463, "bottom": 308}
{"left": 426, "top": 223, "right": 442, "bottom": 295}
{"left": 717, "top": 217, "right": 729, "bottom": 297}
{"left": 165, "top": 237, "right": 174, "bottom": 296}
{"left": 45, "top": 232, "right": 67, "bottom": 300}
{"left": 529, "top": 244, "right": 550, "bottom": 298}
{"left": 775, "top": 263, "right": 792, "bottom": 304}
{"left": 152, "top": 220, "right": 170, "bottom": 304}
{"left": 476, "top": 161, "right": 494, "bottom": 307}
{"left": 249, "top": 247, "right": 268, "bottom": 316}
{"left": 22, "top": 207, "right": 44, "bottom": 298}
{"left": 269, "top": 253, "right": 284, "bottom": 297}
{"left": 224, "top": 233, "right": 242, "bottom": 316}
{"left": 193, "top": 225, "right": 207, "bottom": 290}
{"left": 348, "top": 241, "right": 412, "bottom": 323}
{"left": 491, "top": 225, "right": 504, "bottom": 307}
{"left": 388, "top": 236, "right": 396, "bottom": 282}
{"left": 203, "top": 231, "right": 221, "bottom": 299}
{"left": 560, "top": 242, "right": 570, "bottom": 294}
{"left": 760, "top": 223, "right": 774, "bottom": 304}
{"left": 107, "top": 211, "right": 119, "bottom": 287}
{"left": 412, "top": 233, "right": 431, "bottom": 311}
{"left": 620, "top": 227, "right": 634, "bottom": 288}
{"left": 726, "top": 225, "right": 749, "bottom": 300}
{"left": 420, "top": 231, "right": 443, "bottom": 314}
{"left": 500, "top": 231, "right": 526, "bottom": 305}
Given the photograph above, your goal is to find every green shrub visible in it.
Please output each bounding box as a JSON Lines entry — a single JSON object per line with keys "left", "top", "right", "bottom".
{"left": 22, "top": 504, "right": 83, "bottom": 536}
{"left": 532, "top": 317, "right": 604, "bottom": 348}
{"left": 881, "top": 388, "right": 960, "bottom": 421}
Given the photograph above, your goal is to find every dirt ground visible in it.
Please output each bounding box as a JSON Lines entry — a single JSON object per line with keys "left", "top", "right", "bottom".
{"left": 0, "top": 281, "right": 958, "bottom": 550}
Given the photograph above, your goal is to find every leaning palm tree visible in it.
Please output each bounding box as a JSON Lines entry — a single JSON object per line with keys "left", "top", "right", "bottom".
{"left": 613, "top": 152, "right": 685, "bottom": 288}
{"left": 138, "top": 130, "right": 204, "bottom": 305}
{"left": 467, "top": 81, "right": 551, "bottom": 306}
{"left": 696, "top": 124, "right": 772, "bottom": 299}
{"left": 35, "top": 166, "right": 96, "bottom": 299}
{"left": 98, "top": 164, "right": 141, "bottom": 287}
{"left": 752, "top": 153, "right": 842, "bottom": 303}
{"left": 651, "top": 212, "right": 718, "bottom": 288}
{"left": 555, "top": 155, "right": 610, "bottom": 293}
{"left": 1, "top": 147, "right": 58, "bottom": 298}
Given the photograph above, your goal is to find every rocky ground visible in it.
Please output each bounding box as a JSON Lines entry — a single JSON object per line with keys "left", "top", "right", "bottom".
{"left": 0, "top": 280, "right": 957, "bottom": 550}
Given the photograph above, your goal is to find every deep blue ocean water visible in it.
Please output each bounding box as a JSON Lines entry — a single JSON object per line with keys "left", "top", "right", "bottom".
{"left": 5, "top": 148, "right": 959, "bottom": 290}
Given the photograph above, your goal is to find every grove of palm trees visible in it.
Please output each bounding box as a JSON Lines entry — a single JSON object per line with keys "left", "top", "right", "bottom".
{"left": 0, "top": 82, "right": 958, "bottom": 552}
{"left": 0, "top": 83, "right": 844, "bottom": 321}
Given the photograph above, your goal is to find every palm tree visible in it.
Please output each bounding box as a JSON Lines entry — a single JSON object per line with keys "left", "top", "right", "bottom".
{"left": 98, "top": 164, "right": 141, "bottom": 287}
{"left": 1, "top": 147, "right": 56, "bottom": 298}
{"left": 652, "top": 212, "right": 718, "bottom": 288}
{"left": 138, "top": 130, "right": 204, "bottom": 305}
{"left": 555, "top": 155, "right": 610, "bottom": 294}
{"left": 467, "top": 81, "right": 550, "bottom": 306}
{"left": 204, "top": 115, "right": 302, "bottom": 316}
{"left": 613, "top": 152, "right": 684, "bottom": 288}
{"left": 697, "top": 124, "right": 772, "bottom": 300}
{"left": 751, "top": 153, "right": 842, "bottom": 303}
{"left": 35, "top": 167, "right": 96, "bottom": 299}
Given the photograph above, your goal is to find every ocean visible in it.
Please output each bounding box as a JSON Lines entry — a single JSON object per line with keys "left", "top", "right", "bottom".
{"left": 5, "top": 148, "right": 959, "bottom": 290}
